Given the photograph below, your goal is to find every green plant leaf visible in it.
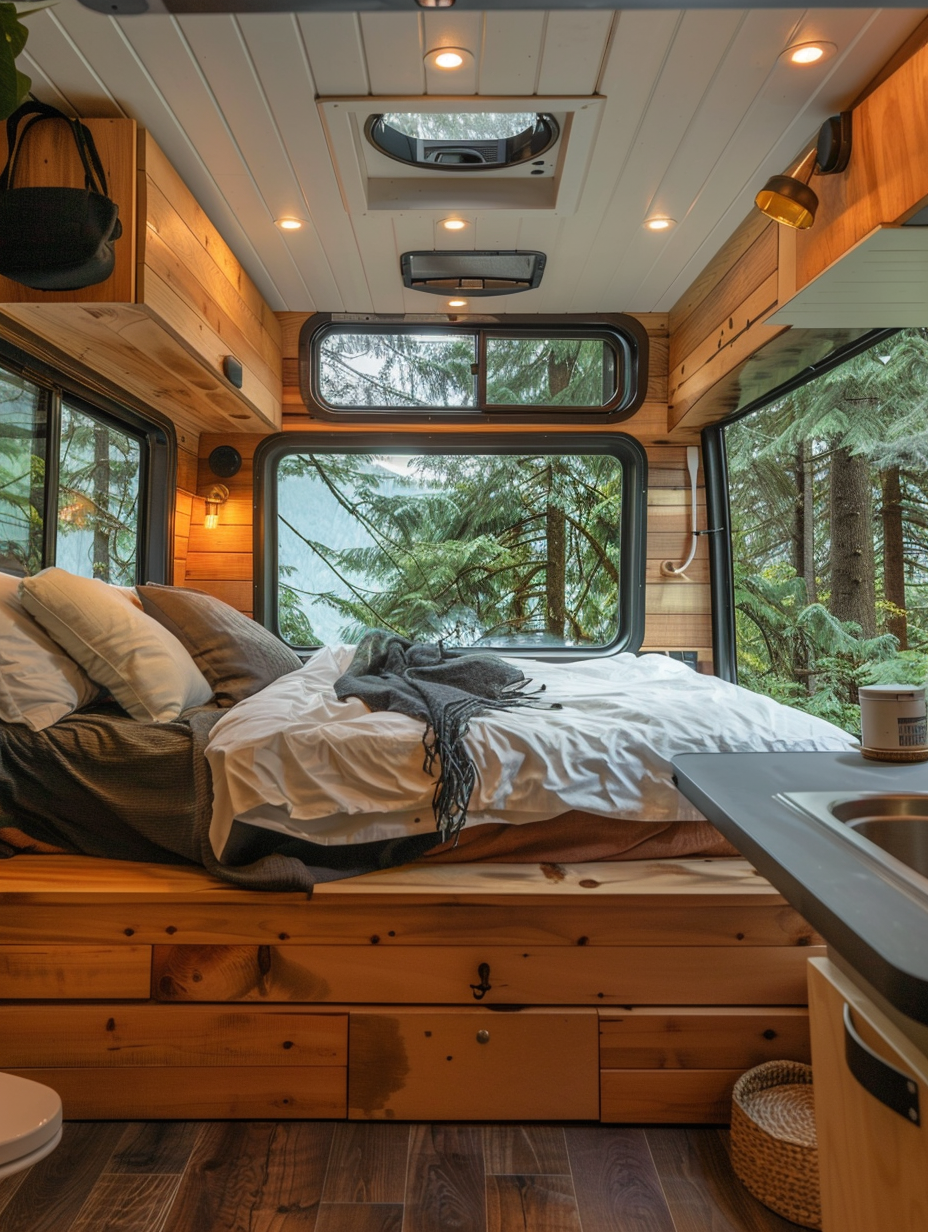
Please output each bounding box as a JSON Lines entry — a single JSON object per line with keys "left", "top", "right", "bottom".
{"left": 0, "top": 3, "right": 29, "bottom": 58}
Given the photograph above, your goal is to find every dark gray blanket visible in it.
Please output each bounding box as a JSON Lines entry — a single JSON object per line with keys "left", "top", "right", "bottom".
{"left": 335, "top": 630, "right": 558, "bottom": 841}
{"left": 0, "top": 703, "right": 441, "bottom": 891}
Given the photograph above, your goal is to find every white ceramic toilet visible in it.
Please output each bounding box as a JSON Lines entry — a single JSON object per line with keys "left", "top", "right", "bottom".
{"left": 0, "top": 1073, "right": 63, "bottom": 1181}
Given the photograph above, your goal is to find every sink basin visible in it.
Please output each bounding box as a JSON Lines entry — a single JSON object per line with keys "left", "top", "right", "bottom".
{"left": 777, "top": 792, "right": 928, "bottom": 894}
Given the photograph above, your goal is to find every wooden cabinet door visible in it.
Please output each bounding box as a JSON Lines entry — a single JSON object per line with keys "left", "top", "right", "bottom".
{"left": 808, "top": 958, "right": 928, "bottom": 1232}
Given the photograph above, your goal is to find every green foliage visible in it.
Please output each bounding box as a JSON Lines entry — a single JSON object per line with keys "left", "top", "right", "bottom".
{"left": 728, "top": 328, "right": 928, "bottom": 733}
{"left": 0, "top": 3, "right": 33, "bottom": 120}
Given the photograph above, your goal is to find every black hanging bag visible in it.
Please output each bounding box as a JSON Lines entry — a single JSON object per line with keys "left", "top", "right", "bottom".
{"left": 0, "top": 101, "right": 123, "bottom": 291}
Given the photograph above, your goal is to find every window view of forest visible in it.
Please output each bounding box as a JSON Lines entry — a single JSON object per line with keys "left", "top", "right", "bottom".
{"left": 0, "top": 365, "right": 141, "bottom": 583}
{"left": 276, "top": 450, "right": 624, "bottom": 649}
{"left": 317, "top": 329, "right": 617, "bottom": 410}
{"left": 726, "top": 328, "right": 928, "bottom": 735}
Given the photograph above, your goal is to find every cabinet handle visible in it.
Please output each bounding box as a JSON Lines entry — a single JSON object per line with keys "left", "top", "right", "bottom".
{"left": 470, "top": 962, "right": 492, "bottom": 1001}
{"left": 843, "top": 1003, "right": 921, "bottom": 1126}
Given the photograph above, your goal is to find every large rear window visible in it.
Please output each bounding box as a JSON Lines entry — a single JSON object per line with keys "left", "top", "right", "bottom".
{"left": 256, "top": 434, "right": 646, "bottom": 655}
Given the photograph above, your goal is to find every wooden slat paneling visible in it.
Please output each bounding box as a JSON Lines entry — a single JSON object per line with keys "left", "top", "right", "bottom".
{"left": 601, "top": 1069, "right": 740, "bottom": 1124}
{"left": 152, "top": 943, "right": 820, "bottom": 1005}
{"left": 0, "top": 1005, "right": 347, "bottom": 1067}
{"left": 599, "top": 1007, "right": 810, "bottom": 1070}
{"left": 9, "top": 1065, "right": 347, "bottom": 1120}
{"left": 0, "top": 945, "right": 151, "bottom": 999}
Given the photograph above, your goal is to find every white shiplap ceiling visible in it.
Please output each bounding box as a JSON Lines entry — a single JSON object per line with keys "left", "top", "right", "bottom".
{"left": 19, "top": 4, "right": 928, "bottom": 314}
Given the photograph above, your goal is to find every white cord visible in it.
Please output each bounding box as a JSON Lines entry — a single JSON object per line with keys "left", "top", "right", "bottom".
{"left": 660, "top": 446, "right": 700, "bottom": 578}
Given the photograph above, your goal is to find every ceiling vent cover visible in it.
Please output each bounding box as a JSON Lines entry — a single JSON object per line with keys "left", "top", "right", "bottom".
{"left": 401, "top": 250, "right": 546, "bottom": 296}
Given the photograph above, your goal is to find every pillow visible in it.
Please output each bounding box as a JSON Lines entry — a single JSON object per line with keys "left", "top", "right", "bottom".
{"left": 0, "top": 571, "right": 99, "bottom": 730}
{"left": 19, "top": 568, "right": 213, "bottom": 722}
{"left": 137, "top": 582, "right": 302, "bottom": 708}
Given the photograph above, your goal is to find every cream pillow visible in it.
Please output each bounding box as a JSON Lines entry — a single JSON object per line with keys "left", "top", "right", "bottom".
{"left": 19, "top": 568, "right": 213, "bottom": 722}
{"left": 0, "top": 571, "right": 99, "bottom": 730}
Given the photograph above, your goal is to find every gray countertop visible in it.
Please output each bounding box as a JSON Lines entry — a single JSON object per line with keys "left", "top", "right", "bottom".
{"left": 672, "top": 750, "right": 928, "bottom": 1026}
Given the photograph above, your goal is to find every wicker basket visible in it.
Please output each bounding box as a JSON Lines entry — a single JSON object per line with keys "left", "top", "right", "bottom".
{"left": 730, "top": 1060, "right": 821, "bottom": 1229}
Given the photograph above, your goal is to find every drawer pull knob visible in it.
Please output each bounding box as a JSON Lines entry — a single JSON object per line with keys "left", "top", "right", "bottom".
{"left": 844, "top": 1003, "right": 921, "bottom": 1125}
{"left": 470, "top": 962, "right": 492, "bottom": 1001}
{"left": 476, "top": 1030, "right": 490, "bottom": 1044}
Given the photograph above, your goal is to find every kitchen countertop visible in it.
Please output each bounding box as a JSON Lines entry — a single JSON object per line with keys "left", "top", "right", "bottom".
{"left": 672, "top": 750, "right": 928, "bottom": 1026}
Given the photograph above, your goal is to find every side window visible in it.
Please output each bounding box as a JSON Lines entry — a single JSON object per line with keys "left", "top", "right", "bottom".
{"left": 257, "top": 434, "right": 646, "bottom": 656}
{"left": 724, "top": 328, "right": 928, "bottom": 734}
{"left": 302, "top": 316, "right": 647, "bottom": 422}
{"left": 0, "top": 353, "right": 168, "bottom": 583}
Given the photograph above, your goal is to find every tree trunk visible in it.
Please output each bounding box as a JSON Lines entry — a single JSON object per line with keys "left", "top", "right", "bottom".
{"left": 546, "top": 503, "right": 566, "bottom": 639}
{"left": 880, "top": 465, "right": 907, "bottom": 649}
{"left": 791, "top": 442, "right": 817, "bottom": 603}
{"left": 92, "top": 423, "right": 111, "bottom": 582}
{"left": 829, "top": 444, "right": 876, "bottom": 636}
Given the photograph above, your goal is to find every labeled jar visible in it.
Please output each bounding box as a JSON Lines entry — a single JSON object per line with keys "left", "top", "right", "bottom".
{"left": 858, "top": 684, "right": 928, "bottom": 762}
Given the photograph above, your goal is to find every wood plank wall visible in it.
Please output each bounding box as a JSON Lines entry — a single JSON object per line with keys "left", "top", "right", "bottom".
{"left": 175, "top": 313, "right": 712, "bottom": 666}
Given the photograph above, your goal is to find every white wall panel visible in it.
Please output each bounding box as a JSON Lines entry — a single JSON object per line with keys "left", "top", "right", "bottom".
{"left": 301, "top": 13, "right": 368, "bottom": 97}
{"left": 536, "top": 10, "right": 615, "bottom": 97}
{"left": 360, "top": 13, "right": 424, "bottom": 97}
{"left": 19, "top": 9, "right": 123, "bottom": 118}
{"left": 478, "top": 11, "right": 546, "bottom": 97}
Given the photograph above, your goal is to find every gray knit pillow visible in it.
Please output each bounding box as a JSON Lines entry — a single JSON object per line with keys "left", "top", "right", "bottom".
{"left": 137, "top": 583, "right": 301, "bottom": 708}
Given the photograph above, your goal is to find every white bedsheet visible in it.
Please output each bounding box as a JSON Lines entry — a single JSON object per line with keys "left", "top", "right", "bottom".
{"left": 205, "top": 647, "right": 856, "bottom": 857}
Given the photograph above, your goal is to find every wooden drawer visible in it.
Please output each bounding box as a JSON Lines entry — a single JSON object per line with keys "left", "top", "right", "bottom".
{"left": 7, "top": 1066, "right": 346, "bottom": 1120}
{"left": 601, "top": 1069, "right": 739, "bottom": 1123}
{"left": 152, "top": 944, "right": 819, "bottom": 1005}
{"left": 599, "top": 1006, "right": 811, "bottom": 1069}
{"left": 348, "top": 1008, "right": 598, "bottom": 1121}
{"left": 0, "top": 945, "right": 151, "bottom": 1000}
{"left": 0, "top": 1004, "right": 347, "bottom": 1067}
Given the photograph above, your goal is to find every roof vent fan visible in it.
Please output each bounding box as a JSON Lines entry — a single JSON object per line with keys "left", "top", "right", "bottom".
{"left": 401, "top": 250, "right": 546, "bottom": 296}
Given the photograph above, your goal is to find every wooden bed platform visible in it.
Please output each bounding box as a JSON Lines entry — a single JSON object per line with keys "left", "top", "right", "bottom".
{"left": 0, "top": 856, "right": 822, "bottom": 1123}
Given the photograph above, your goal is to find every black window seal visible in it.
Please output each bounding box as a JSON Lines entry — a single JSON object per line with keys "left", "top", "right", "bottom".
{"left": 0, "top": 334, "right": 174, "bottom": 584}
{"left": 707, "top": 325, "right": 900, "bottom": 684}
{"left": 299, "top": 313, "right": 649, "bottom": 424}
{"left": 254, "top": 429, "right": 647, "bottom": 661}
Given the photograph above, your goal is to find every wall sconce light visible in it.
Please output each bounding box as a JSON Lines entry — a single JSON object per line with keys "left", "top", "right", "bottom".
{"left": 203, "top": 483, "right": 229, "bottom": 530}
{"left": 755, "top": 112, "right": 852, "bottom": 229}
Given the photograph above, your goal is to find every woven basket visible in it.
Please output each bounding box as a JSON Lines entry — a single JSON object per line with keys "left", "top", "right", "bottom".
{"left": 730, "top": 1059, "right": 821, "bottom": 1229}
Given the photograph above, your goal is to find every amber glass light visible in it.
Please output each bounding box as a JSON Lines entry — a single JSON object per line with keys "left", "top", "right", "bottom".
{"left": 754, "top": 175, "right": 818, "bottom": 229}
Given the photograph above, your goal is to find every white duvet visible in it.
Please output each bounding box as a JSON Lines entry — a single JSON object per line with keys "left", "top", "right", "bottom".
{"left": 205, "top": 647, "right": 856, "bottom": 857}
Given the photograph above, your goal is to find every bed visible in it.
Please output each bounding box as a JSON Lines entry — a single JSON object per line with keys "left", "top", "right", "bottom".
{"left": 0, "top": 567, "right": 844, "bottom": 1120}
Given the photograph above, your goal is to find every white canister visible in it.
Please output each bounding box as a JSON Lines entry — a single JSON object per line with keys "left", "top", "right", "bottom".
{"left": 858, "top": 684, "right": 928, "bottom": 762}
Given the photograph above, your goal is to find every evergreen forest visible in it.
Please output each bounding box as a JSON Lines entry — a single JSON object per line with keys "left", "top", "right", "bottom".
{"left": 727, "top": 327, "right": 928, "bottom": 734}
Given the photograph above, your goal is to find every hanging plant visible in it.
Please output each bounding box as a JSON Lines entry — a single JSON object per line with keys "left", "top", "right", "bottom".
{"left": 0, "top": 3, "right": 44, "bottom": 121}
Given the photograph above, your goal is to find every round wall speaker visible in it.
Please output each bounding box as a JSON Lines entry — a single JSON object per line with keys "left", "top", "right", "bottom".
{"left": 208, "top": 446, "right": 243, "bottom": 479}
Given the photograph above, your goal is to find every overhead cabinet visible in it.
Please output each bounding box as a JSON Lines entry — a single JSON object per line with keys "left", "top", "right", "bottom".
{"left": 0, "top": 120, "right": 281, "bottom": 439}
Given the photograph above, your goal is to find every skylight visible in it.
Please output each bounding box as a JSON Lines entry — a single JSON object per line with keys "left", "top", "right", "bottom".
{"left": 381, "top": 112, "right": 538, "bottom": 142}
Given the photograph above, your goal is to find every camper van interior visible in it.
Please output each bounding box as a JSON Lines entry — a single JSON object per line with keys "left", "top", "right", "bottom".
{"left": 2, "top": 1, "right": 928, "bottom": 1228}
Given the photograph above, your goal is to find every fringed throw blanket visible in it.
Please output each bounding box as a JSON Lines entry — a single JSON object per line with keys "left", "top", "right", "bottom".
{"left": 334, "top": 630, "right": 560, "bottom": 841}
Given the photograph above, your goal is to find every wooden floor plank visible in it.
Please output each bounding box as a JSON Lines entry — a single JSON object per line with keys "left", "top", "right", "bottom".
{"left": 487, "top": 1175, "right": 582, "bottom": 1232}
{"left": 0, "top": 1168, "right": 29, "bottom": 1218}
{"left": 0, "top": 1122, "right": 125, "bottom": 1232}
{"left": 106, "top": 1122, "right": 204, "bottom": 1174}
{"left": 321, "top": 1123, "right": 409, "bottom": 1203}
{"left": 646, "top": 1128, "right": 803, "bottom": 1232}
{"left": 404, "top": 1125, "right": 486, "bottom": 1232}
{"left": 70, "top": 1174, "right": 181, "bottom": 1232}
{"left": 315, "top": 1204, "right": 403, "bottom": 1232}
{"left": 483, "top": 1127, "right": 571, "bottom": 1176}
{"left": 162, "top": 1121, "right": 335, "bottom": 1232}
{"left": 565, "top": 1126, "right": 676, "bottom": 1232}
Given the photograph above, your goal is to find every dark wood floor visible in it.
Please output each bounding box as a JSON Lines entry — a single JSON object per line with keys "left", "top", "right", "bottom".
{"left": 0, "top": 1121, "right": 804, "bottom": 1232}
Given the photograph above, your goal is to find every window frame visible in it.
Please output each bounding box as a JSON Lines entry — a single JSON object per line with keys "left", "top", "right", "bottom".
{"left": 0, "top": 335, "right": 174, "bottom": 583}
{"left": 255, "top": 430, "right": 647, "bottom": 660}
{"left": 300, "top": 313, "right": 649, "bottom": 424}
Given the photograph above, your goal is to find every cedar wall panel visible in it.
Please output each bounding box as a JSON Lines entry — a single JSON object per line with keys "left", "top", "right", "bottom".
{"left": 186, "top": 313, "right": 711, "bottom": 664}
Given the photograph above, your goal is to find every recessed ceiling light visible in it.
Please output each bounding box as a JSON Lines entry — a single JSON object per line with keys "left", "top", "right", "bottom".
{"left": 643, "top": 217, "right": 675, "bottom": 232}
{"left": 275, "top": 217, "right": 304, "bottom": 231}
{"left": 424, "top": 47, "right": 473, "bottom": 73}
{"left": 441, "top": 219, "right": 467, "bottom": 231}
{"left": 448, "top": 299, "right": 468, "bottom": 308}
{"left": 783, "top": 41, "right": 836, "bottom": 66}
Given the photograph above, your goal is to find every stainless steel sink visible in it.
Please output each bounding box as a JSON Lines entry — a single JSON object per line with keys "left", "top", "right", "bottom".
{"left": 777, "top": 792, "right": 928, "bottom": 895}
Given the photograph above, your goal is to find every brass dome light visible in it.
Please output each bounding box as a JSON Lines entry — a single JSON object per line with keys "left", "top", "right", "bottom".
{"left": 755, "top": 113, "right": 852, "bottom": 230}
